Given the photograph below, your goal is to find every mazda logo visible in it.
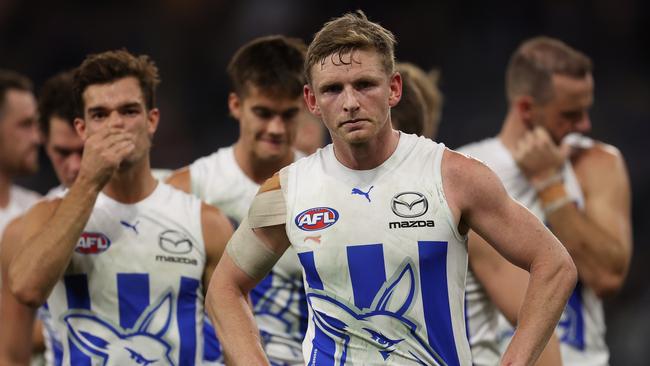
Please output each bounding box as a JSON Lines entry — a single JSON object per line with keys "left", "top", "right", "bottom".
{"left": 159, "top": 230, "right": 193, "bottom": 254}
{"left": 391, "top": 192, "right": 428, "bottom": 218}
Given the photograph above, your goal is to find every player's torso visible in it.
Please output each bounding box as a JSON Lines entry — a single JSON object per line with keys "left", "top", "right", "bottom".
{"left": 460, "top": 137, "right": 609, "bottom": 366}
{"left": 190, "top": 146, "right": 307, "bottom": 364}
{"left": 47, "top": 183, "right": 206, "bottom": 366}
{"left": 284, "top": 134, "right": 471, "bottom": 366}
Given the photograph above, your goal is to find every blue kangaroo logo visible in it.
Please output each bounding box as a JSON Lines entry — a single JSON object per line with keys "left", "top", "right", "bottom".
{"left": 351, "top": 186, "right": 374, "bottom": 203}
{"left": 306, "top": 261, "right": 447, "bottom": 365}
{"left": 63, "top": 292, "right": 175, "bottom": 365}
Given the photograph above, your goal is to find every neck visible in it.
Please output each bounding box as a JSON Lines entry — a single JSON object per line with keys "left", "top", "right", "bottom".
{"left": 0, "top": 170, "right": 11, "bottom": 208}
{"left": 102, "top": 156, "right": 158, "bottom": 204}
{"left": 498, "top": 108, "right": 528, "bottom": 154}
{"left": 233, "top": 142, "right": 295, "bottom": 185}
{"left": 333, "top": 125, "right": 400, "bottom": 170}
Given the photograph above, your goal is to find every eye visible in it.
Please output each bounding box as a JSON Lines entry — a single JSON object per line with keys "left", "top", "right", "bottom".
{"left": 321, "top": 84, "right": 342, "bottom": 94}
{"left": 253, "top": 108, "right": 274, "bottom": 120}
{"left": 91, "top": 111, "right": 107, "bottom": 121}
{"left": 281, "top": 109, "right": 299, "bottom": 121}
{"left": 355, "top": 80, "right": 375, "bottom": 90}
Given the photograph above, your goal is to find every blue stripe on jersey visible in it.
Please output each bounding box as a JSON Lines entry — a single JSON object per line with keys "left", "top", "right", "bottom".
{"left": 117, "top": 273, "right": 150, "bottom": 329}
{"left": 418, "top": 241, "right": 460, "bottom": 366}
{"left": 346, "top": 244, "right": 386, "bottom": 309}
{"left": 299, "top": 289, "right": 309, "bottom": 335}
{"left": 251, "top": 271, "right": 274, "bottom": 306}
{"left": 560, "top": 281, "right": 585, "bottom": 350}
{"left": 53, "top": 338, "right": 64, "bottom": 366}
{"left": 203, "top": 317, "right": 222, "bottom": 361}
{"left": 177, "top": 277, "right": 200, "bottom": 366}
{"left": 308, "top": 325, "right": 336, "bottom": 366}
{"left": 298, "top": 251, "right": 324, "bottom": 290}
{"left": 64, "top": 274, "right": 91, "bottom": 366}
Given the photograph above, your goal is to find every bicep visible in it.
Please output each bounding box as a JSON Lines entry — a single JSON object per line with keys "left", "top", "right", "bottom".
{"left": 165, "top": 167, "right": 191, "bottom": 194}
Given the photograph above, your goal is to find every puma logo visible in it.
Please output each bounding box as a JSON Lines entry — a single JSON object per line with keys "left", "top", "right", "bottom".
{"left": 351, "top": 186, "right": 374, "bottom": 203}
{"left": 120, "top": 220, "right": 140, "bottom": 235}
{"left": 304, "top": 235, "right": 322, "bottom": 244}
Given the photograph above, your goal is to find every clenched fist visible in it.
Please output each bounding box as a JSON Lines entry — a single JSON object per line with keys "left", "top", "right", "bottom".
{"left": 77, "top": 125, "right": 136, "bottom": 191}
{"left": 513, "top": 126, "right": 571, "bottom": 185}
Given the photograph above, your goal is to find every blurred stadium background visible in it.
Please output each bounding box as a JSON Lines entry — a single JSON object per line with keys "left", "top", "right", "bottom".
{"left": 2, "top": 0, "right": 648, "bottom": 363}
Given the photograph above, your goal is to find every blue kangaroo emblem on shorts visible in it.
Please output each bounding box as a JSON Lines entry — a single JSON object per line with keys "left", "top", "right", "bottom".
{"left": 306, "top": 261, "right": 447, "bottom": 365}
{"left": 63, "top": 291, "right": 175, "bottom": 366}
{"left": 351, "top": 186, "right": 374, "bottom": 202}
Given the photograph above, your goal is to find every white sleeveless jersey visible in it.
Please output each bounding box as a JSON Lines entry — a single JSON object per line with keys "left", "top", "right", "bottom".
{"left": 459, "top": 137, "right": 609, "bottom": 366}
{"left": 0, "top": 185, "right": 40, "bottom": 238}
{"left": 46, "top": 182, "right": 207, "bottom": 366}
{"left": 282, "top": 133, "right": 472, "bottom": 365}
{"left": 189, "top": 146, "right": 307, "bottom": 365}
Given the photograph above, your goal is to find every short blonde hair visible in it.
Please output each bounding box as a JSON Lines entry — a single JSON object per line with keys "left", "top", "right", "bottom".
{"left": 305, "top": 10, "right": 396, "bottom": 85}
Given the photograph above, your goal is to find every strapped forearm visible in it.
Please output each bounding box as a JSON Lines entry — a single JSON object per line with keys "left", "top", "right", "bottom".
{"left": 9, "top": 178, "right": 101, "bottom": 306}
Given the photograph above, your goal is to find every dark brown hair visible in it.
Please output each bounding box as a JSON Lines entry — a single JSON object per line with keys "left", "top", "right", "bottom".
{"left": 74, "top": 49, "right": 160, "bottom": 112}
{"left": 506, "top": 36, "right": 592, "bottom": 104}
{"left": 38, "top": 70, "right": 78, "bottom": 137}
{"left": 227, "top": 35, "right": 306, "bottom": 99}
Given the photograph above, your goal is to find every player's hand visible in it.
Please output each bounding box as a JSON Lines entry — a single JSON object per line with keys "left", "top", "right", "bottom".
{"left": 513, "top": 126, "right": 570, "bottom": 185}
{"left": 77, "top": 126, "right": 135, "bottom": 190}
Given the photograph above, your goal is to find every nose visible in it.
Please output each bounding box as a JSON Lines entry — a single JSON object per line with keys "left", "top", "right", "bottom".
{"left": 266, "top": 115, "right": 286, "bottom": 136}
{"left": 108, "top": 111, "right": 125, "bottom": 128}
{"left": 67, "top": 153, "right": 82, "bottom": 182}
{"left": 575, "top": 114, "right": 592, "bottom": 134}
{"left": 342, "top": 87, "right": 360, "bottom": 114}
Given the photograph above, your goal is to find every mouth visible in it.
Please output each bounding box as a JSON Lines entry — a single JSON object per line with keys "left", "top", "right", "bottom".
{"left": 339, "top": 118, "right": 368, "bottom": 128}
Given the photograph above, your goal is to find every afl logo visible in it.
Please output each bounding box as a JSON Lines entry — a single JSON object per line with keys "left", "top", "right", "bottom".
{"left": 295, "top": 207, "right": 339, "bottom": 231}
{"left": 75, "top": 232, "right": 111, "bottom": 254}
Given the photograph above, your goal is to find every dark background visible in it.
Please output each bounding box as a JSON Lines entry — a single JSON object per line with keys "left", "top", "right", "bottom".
{"left": 3, "top": 0, "right": 648, "bottom": 363}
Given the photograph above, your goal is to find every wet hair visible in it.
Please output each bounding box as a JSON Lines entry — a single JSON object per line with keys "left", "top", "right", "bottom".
{"left": 74, "top": 49, "right": 160, "bottom": 112}
{"left": 38, "top": 70, "right": 78, "bottom": 137}
{"left": 305, "top": 10, "right": 396, "bottom": 85}
{"left": 228, "top": 35, "right": 307, "bottom": 99}
{"left": 506, "top": 36, "right": 592, "bottom": 104}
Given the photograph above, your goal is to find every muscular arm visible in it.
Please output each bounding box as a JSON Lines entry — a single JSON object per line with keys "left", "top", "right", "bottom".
{"left": 165, "top": 167, "right": 191, "bottom": 194}
{"left": 469, "top": 232, "right": 563, "bottom": 366}
{"left": 8, "top": 180, "right": 100, "bottom": 306}
{"left": 0, "top": 217, "right": 37, "bottom": 365}
{"left": 205, "top": 175, "right": 289, "bottom": 365}
{"left": 444, "top": 150, "right": 576, "bottom": 366}
{"left": 546, "top": 144, "right": 632, "bottom": 297}
{"left": 200, "top": 202, "right": 234, "bottom": 293}
{"left": 8, "top": 126, "right": 134, "bottom": 306}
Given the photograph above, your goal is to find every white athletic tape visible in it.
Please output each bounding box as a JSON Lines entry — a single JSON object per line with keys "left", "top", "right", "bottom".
{"left": 248, "top": 189, "right": 287, "bottom": 228}
{"left": 226, "top": 217, "right": 281, "bottom": 280}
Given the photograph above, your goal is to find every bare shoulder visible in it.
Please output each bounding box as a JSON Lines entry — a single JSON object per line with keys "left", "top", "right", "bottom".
{"left": 259, "top": 173, "right": 281, "bottom": 193}
{"left": 572, "top": 141, "right": 625, "bottom": 171}
{"left": 165, "top": 166, "right": 191, "bottom": 193}
{"left": 571, "top": 142, "right": 628, "bottom": 191}
{"left": 201, "top": 202, "right": 234, "bottom": 235}
{"left": 442, "top": 148, "right": 505, "bottom": 206}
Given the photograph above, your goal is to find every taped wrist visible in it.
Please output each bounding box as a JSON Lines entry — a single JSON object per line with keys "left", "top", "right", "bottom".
{"left": 226, "top": 217, "right": 281, "bottom": 280}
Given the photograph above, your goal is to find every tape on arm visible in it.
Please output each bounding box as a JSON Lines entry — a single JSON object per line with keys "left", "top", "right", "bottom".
{"left": 248, "top": 189, "right": 287, "bottom": 228}
{"left": 226, "top": 216, "right": 281, "bottom": 281}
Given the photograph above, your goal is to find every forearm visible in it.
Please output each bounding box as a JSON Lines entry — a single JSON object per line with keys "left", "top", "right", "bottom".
{"left": 9, "top": 179, "right": 100, "bottom": 305}
{"left": 206, "top": 281, "right": 268, "bottom": 365}
{"left": 546, "top": 204, "right": 627, "bottom": 294}
{"left": 501, "top": 252, "right": 576, "bottom": 366}
{"left": 0, "top": 284, "right": 36, "bottom": 365}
